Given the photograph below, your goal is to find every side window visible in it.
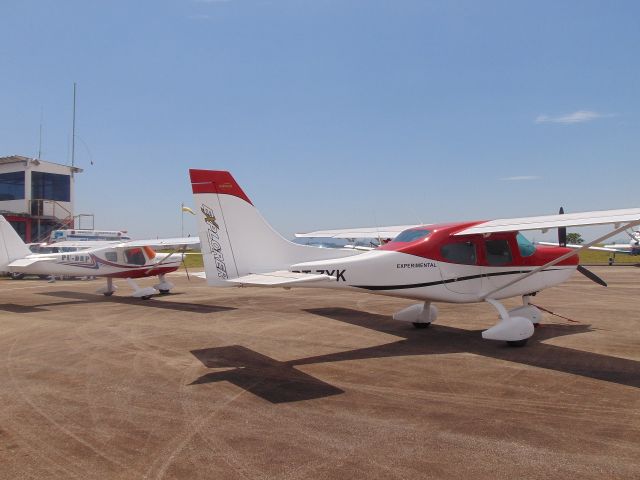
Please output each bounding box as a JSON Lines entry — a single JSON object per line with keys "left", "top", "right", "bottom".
{"left": 441, "top": 242, "right": 477, "bottom": 265}
{"left": 485, "top": 239, "right": 513, "bottom": 265}
{"left": 517, "top": 233, "right": 535, "bottom": 257}
{"left": 105, "top": 251, "right": 118, "bottom": 262}
{"left": 124, "top": 248, "right": 146, "bottom": 266}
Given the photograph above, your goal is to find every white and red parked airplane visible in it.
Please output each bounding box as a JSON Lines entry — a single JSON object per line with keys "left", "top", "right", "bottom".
{"left": 0, "top": 216, "right": 198, "bottom": 299}
{"left": 190, "top": 169, "right": 640, "bottom": 346}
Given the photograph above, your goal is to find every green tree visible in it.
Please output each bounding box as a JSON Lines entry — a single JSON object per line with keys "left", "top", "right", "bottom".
{"left": 567, "top": 233, "right": 584, "bottom": 245}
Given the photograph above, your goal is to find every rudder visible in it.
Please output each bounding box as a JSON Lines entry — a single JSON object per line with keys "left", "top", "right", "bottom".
{"left": 0, "top": 216, "right": 31, "bottom": 269}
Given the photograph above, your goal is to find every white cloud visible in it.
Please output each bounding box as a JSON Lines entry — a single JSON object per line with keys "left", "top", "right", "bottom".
{"left": 500, "top": 176, "right": 541, "bottom": 181}
{"left": 535, "top": 110, "right": 615, "bottom": 124}
{"left": 187, "top": 13, "right": 211, "bottom": 19}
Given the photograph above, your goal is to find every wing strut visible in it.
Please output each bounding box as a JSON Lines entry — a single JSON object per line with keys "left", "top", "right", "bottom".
{"left": 481, "top": 219, "right": 640, "bottom": 300}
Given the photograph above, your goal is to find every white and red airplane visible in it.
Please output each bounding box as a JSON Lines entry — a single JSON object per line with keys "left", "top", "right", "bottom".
{"left": 0, "top": 216, "right": 198, "bottom": 299}
{"left": 189, "top": 169, "right": 640, "bottom": 346}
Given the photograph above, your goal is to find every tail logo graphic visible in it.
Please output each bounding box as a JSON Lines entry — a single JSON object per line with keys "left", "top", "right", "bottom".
{"left": 202, "top": 209, "right": 220, "bottom": 229}
{"left": 201, "top": 204, "right": 229, "bottom": 279}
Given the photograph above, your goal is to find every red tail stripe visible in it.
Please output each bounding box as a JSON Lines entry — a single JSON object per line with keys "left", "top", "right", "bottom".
{"left": 189, "top": 169, "right": 253, "bottom": 205}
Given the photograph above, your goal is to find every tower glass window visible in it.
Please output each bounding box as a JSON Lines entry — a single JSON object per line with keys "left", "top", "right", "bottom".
{"left": 0, "top": 172, "right": 25, "bottom": 200}
{"left": 31, "top": 172, "right": 70, "bottom": 202}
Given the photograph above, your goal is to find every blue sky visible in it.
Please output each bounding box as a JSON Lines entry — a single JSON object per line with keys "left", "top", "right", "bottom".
{"left": 1, "top": 0, "right": 638, "bottom": 240}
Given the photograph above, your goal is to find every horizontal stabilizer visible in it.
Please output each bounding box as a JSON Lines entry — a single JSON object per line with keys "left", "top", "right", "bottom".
{"left": 8, "top": 257, "right": 56, "bottom": 268}
{"left": 227, "top": 271, "right": 333, "bottom": 286}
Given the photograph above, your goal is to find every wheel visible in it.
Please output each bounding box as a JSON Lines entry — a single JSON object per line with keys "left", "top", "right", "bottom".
{"left": 103, "top": 291, "right": 114, "bottom": 297}
{"left": 412, "top": 322, "right": 431, "bottom": 329}
{"left": 159, "top": 289, "right": 170, "bottom": 295}
{"left": 507, "top": 339, "right": 528, "bottom": 347}
{"left": 9, "top": 272, "right": 25, "bottom": 280}
{"left": 141, "top": 295, "right": 152, "bottom": 300}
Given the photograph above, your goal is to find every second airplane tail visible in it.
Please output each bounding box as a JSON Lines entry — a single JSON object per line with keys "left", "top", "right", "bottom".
{"left": 0, "top": 215, "right": 32, "bottom": 269}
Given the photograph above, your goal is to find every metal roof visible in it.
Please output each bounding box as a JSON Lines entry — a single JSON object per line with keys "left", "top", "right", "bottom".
{"left": 0, "top": 155, "right": 83, "bottom": 173}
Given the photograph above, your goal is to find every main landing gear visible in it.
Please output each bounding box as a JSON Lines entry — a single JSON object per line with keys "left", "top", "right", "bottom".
{"left": 96, "top": 278, "right": 117, "bottom": 297}
{"left": 483, "top": 295, "right": 541, "bottom": 347}
{"left": 153, "top": 274, "right": 175, "bottom": 295}
{"left": 95, "top": 274, "right": 175, "bottom": 300}
{"left": 393, "top": 301, "right": 438, "bottom": 329}
{"left": 391, "top": 296, "right": 542, "bottom": 347}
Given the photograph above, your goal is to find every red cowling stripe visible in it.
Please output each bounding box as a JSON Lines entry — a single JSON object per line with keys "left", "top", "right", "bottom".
{"left": 189, "top": 169, "right": 253, "bottom": 205}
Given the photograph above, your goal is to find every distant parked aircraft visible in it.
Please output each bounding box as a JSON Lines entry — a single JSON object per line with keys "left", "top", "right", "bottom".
{"left": 0, "top": 216, "right": 198, "bottom": 299}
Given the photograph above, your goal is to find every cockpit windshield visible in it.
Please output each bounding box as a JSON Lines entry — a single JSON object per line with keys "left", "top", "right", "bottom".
{"left": 516, "top": 233, "right": 535, "bottom": 257}
{"left": 393, "top": 229, "right": 431, "bottom": 243}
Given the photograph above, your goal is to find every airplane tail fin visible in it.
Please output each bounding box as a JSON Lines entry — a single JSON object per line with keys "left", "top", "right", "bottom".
{"left": 190, "top": 169, "right": 358, "bottom": 286}
{"left": 0, "top": 216, "right": 31, "bottom": 269}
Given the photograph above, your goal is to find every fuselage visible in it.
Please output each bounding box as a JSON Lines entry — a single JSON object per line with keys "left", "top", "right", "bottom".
{"left": 8, "top": 246, "right": 182, "bottom": 278}
{"left": 290, "top": 222, "right": 578, "bottom": 303}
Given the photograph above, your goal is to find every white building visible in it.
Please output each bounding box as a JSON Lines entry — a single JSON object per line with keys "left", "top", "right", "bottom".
{"left": 0, "top": 155, "right": 82, "bottom": 242}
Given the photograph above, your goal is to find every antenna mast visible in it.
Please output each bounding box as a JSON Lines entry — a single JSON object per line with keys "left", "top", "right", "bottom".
{"left": 38, "top": 107, "right": 43, "bottom": 160}
{"left": 71, "top": 82, "right": 77, "bottom": 168}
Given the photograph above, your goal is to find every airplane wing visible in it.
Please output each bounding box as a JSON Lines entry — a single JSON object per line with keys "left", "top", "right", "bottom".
{"left": 537, "top": 242, "right": 629, "bottom": 253}
{"left": 227, "top": 271, "right": 334, "bottom": 286}
{"left": 295, "top": 225, "right": 421, "bottom": 239}
{"left": 118, "top": 237, "right": 200, "bottom": 248}
{"left": 48, "top": 240, "right": 118, "bottom": 249}
{"left": 453, "top": 207, "right": 640, "bottom": 299}
{"left": 455, "top": 208, "right": 640, "bottom": 236}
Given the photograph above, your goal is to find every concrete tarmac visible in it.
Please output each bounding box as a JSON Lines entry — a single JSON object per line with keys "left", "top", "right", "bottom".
{"left": 0, "top": 267, "right": 638, "bottom": 479}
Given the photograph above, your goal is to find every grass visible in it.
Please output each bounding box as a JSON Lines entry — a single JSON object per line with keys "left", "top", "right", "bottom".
{"left": 157, "top": 249, "right": 204, "bottom": 269}
{"left": 578, "top": 249, "right": 639, "bottom": 265}
{"left": 182, "top": 253, "right": 204, "bottom": 269}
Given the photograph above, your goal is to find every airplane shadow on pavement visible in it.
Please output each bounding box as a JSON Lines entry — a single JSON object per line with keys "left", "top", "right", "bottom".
{"left": 0, "top": 291, "right": 235, "bottom": 315}
{"left": 190, "top": 307, "right": 640, "bottom": 404}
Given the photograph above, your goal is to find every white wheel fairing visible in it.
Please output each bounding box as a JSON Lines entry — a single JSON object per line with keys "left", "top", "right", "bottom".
{"left": 482, "top": 316, "right": 534, "bottom": 342}
{"left": 508, "top": 305, "right": 542, "bottom": 324}
{"left": 393, "top": 303, "right": 438, "bottom": 324}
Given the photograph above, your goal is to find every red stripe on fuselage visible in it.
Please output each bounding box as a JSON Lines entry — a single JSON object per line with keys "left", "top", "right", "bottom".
{"left": 378, "top": 221, "right": 579, "bottom": 267}
{"left": 189, "top": 169, "right": 253, "bottom": 205}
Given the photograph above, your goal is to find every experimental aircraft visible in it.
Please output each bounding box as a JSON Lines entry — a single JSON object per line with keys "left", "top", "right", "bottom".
{"left": 0, "top": 216, "right": 198, "bottom": 299}
{"left": 190, "top": 169, "right": 640, "bottom": 346}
